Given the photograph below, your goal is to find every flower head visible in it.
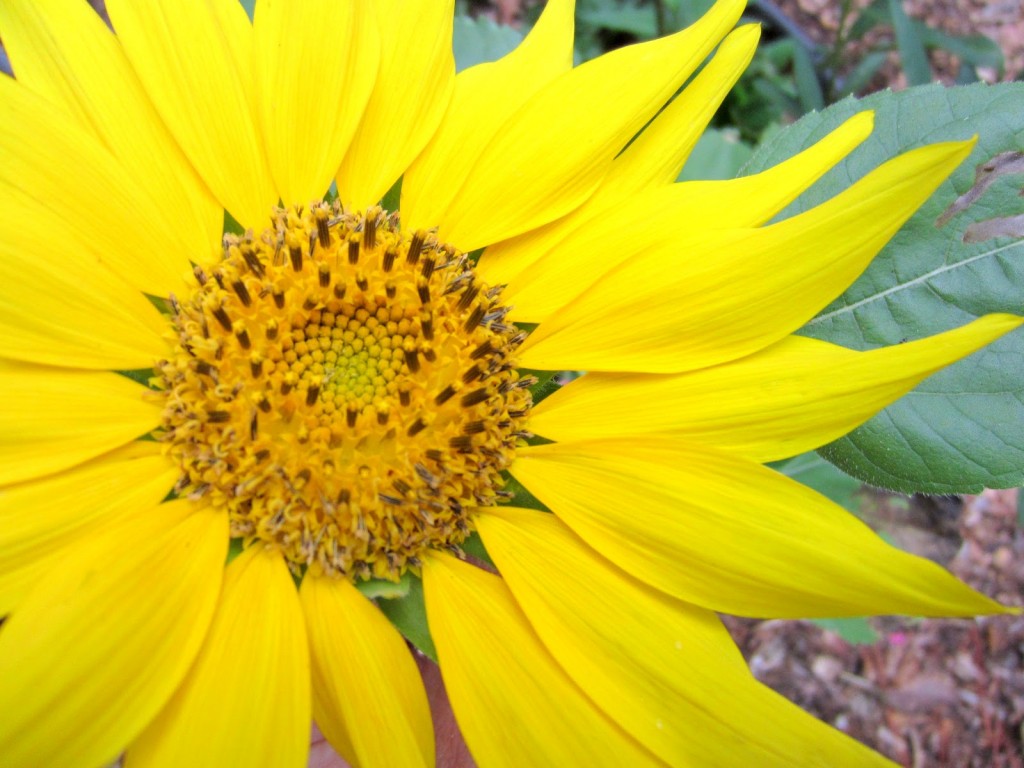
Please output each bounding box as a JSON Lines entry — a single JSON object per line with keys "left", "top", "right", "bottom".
{"left": 0, "top": 0, "right": 1018, "bottom": 766}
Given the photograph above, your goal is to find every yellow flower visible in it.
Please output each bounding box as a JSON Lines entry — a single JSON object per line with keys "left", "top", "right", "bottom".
{"left": 0, "top": 0, "right": 1017, "bottom": 766}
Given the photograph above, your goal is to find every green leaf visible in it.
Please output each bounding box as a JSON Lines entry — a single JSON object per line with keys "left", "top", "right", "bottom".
{"left": 745, "top": 83, "right": 1024, "bottom": 493}
{"left": 577, "top": 3, "right": 658, "bottom": 38}
{"left": 376, "top": 573, "right": 437, "bottom": 662}
{"left": 452, "top": 15, "right": 524, "bottom": 73}
{"left": 886, "top": 0, "right": 931, "bottom": 86}
{"left": 920, "top": 28, "right": 1004, "bottom": 75}
{"left": 355, "top": 571, "right": 412, "bottom": 600}
{"left": 678, "top": 128, "right": 753, "bottom": 181}
{"left": 238, "top": 0, "right": 255, "bottom": 21}
{"left": 811, "top": 617, "right": 880, "bottom": 644}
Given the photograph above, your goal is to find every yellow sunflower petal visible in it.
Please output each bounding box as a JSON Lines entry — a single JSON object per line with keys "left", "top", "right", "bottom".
{"left": 127, "top": 546, "right": 310, "bottom": 768}
{"left": 254, "top": 0, "right": 378, "bottom": 205}
{"left": 0, "top": 76, "right": 193, "bottom": 296}
{"left": 0, "top": 363, "right": 160, "bottom": 486}
{"left": 106, "top": 0, "right": 276, "bottom": 228}
{"left": 481, "top": 106, "right": 870, "bottom": 323}
{"left": 511, "top": 438, "right": 1006, "bottom": 618}
{"left": 477, "top": 507, "right": 895, "bottom": 767}
{"left": 530, "top": 314, "right": 1023, "bottom": 460}
{"left": 0, "top": 443, "right": 175, "bottom": 615}
{"left": 401, "top": 0, "right": 575, "bottom": 233}
{"left": 0, "top": 184, "right": 169, "bottom": 370}
{"left": 424, "top": 0, "right": 744, "bottom": 251}
{"left": 0, "top": 503, "right": 226, "bottom": 768}
{"left": 422, "top": 552, "right": 660, "bottom": 767}
{"left": 0, "top": 0, "right": 223, "bottom": 262}
{"left": 476, "top": 22, "right": 758, "bottom": 296}
{"left": 334, "top": 0, "right": 455, "bottom": 210}
{"left": 604, "top": 23, "right": 761, "bottom": 194}
{"left": 300, "top": 574, "right": 434, "bottom": 768}
{"left": 519, "top": 139, "right": 973, "bottom": 372}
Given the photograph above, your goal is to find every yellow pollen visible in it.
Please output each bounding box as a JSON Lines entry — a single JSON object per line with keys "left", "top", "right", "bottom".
{"left": 156, "top": 203, "right": 532, "bottom": 581}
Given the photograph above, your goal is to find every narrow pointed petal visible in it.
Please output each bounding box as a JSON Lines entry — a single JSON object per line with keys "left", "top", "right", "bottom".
{"left": 604, "top": 23, "right": 760, "bottom": 193}
{"left": 254, "top": 0, "right": 378, "bottom": 205}
{"left": 402, "top": 0, "right": 575, "bottom": 232}
{"left": 530, "top": 315, "right": 1024, "bottom": 460}
{"left": 422, "top": 0, "right": 743, "bottom": 251}
{"left": 0, "top": 76, "right": 194, "bottom": 295}
{"left": 0, "top": 184, "right": 169, "bottom": 370}
{"left": 0, "top": 363, "right": 160, "bottom": 486}
{"left": 335, "top": 0, "right": 455, "bottom": 210}
{"left": 519, "top": 140, "right": 973, "bottom": 372}
{"left": 0, "top": 504, "right": 226, "bottom": 768}
{"left": 0, "top": 0, "right": 222, "bottom": 259}
{"left": 107, "top": 0, "right": 276, "bottom": 228}
{"left": 422, "top": 552, "right": 661, "bottom": 767}
{"left": 477, "top": 508, "right": 896, "bottom": 767}
{"left": 0, "top": 443, "right": 176, "bottom": 614}
{"left": 476, "top": 23, "right": 759, "bottom": 294}
{"left": 511, "top": 438, "right": 1007, "bottom": 618}
{"left": 127, "top": 546, "right": 310, "bottom": 768}
{"left": 485, "top": 110, "right": 873, "bottom": 322}
{"left": 300, "top": 575, "right": 433, "bottom": 768}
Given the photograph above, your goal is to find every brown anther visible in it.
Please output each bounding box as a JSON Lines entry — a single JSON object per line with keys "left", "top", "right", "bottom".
{"left": 232, "top": 279, "right": 252, "bottom": 306}
{"left": 420, "top": 257, "right": 435, "bottom": 280}
{"left": 289, "top": 244, "right": 303, "bottom": 271}
{"left": 464, "top": 304, "right": 486, "bottom": 332}
{"left": 316, "top": 214, "right": 331, "bottom": 249}
{"left": 461, "top": 364, "right": 484, "bottom": 384}
{"left": 318, "top": 264, "right": 331, "bottom": 288}
{"left": 193, "top": 265, "right": 208, "bottom": 285}
{"left": 470, "top": 339, "right": 494, "bottom": 360}
{"left": 234, "top": 324, "right": 251, "bottom": 350}
{"left": 348, "top": 235, "right": 360, "bottom": 265}
{"left": 211, "top": 305, "right": 233, "bottom": 332}
{"left": 206, "top": 410, "right": 231, "bottom": 423}
{"left": 434, "top": 384, "right": 457, "bottom": 405}
{"left": 256, "top": 394, "right": 272, "bottom": 413}
{"left": 407, "top": 417, "right": 427, "bottom": 436}
{"left": 392, "top": 479, "right": 412, "bottom": 496}
{"left": 347, "top": 406, "right": 358, "bottom": 428}
{"left": 250, "top": 357, "right": 263, "bottom": 377}
{"left": 272, "top": 288, "right": 285, "bottom": 309}
{"left": 363, "top": 211, "right": 377, "bottom": 249}
{"left": 377, "top": 408, "right": 389, "bottom": 425}
{"left": 407, "top": 231, "right": 425, "bottom": 265}
{"left": 449, "top": 435, "right": 473, "bottom": 451}
{"left": 404, "top": 348, "right": 420, "bottom": 373}
{"left": 265, "top": 319, "right": 279, "bottom": 340}
{"left": 421, "top": 315, "right": 434, "bottom": 341}
{"left": 399, "top": 387, "right": 411, "bottom": 407}
{"left": 457, "top": 284, "right": 480, "bottom": 311}
{"left": 385, "top": 282, "right": 396, "bottom": 299}
{"left": 463, "top": 420, "right": 486, "bottom": 434}
{"left": 425, "top": 449, "right": 444, "bottom": 462}
{"left": 417, "top": 282, "right": 431, "bottom": 305}
{"left": 333, "top": 283, "right": 347, "bottom": 300}
{"left": 337, "top": 488, "right": 351, "bottom": 506}
{"left": 250, "top": 411, "right": 259, "bottom": 440}
{"left": 383, "top": 246, "right": 396, "bottom": 272}
{"left": 306, "top": 382, "right": 321, "bottom": 406}
{"left": 356, "top": 273, "right": 369, "bottom": 291}
{"left": 302, "top": 296, "right": 317, "bottom": 311}
{"left": 422, "top": 348, "right": 437, "bottom": 363}
{"left": 461, "top": 388, "right": 490, "bottom": 407}
{"left": 242, "top": 246, "right": 266, "bottom": 277}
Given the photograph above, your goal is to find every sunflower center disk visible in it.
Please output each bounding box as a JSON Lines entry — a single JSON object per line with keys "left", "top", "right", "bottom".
{"left": 157, "top": 204, "right": 533, "bottom": 581}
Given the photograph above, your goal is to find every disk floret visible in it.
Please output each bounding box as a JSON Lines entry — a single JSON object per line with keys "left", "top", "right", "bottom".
{"left": 156, "top": 202, "right": 532, "bottom": 580}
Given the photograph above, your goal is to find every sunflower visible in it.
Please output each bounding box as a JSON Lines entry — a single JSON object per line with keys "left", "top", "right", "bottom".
{"left": 0, "top": 0, "right": 1018, "bottom": 766}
